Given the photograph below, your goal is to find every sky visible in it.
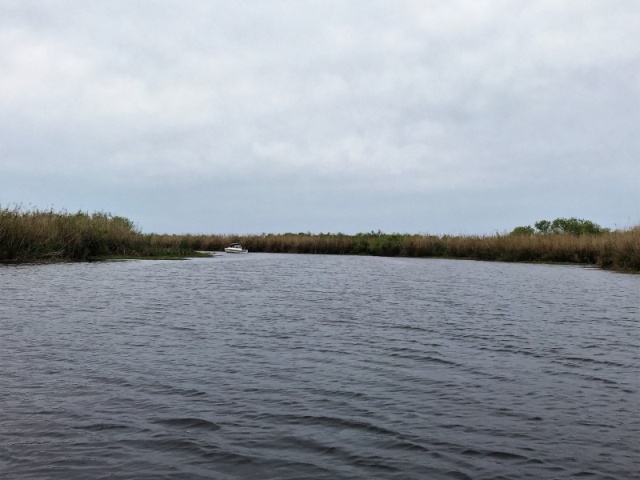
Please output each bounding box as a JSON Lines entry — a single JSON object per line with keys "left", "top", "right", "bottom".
{"left": 1, "top": 1, "right": 638, "bottom": 235}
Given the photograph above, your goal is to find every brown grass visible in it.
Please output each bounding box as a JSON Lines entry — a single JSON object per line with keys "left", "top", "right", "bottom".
{"left": 2, "top": 206, "right": 638, "bottom": 271}
{"left": 0, "top": 206, "right": 195, "bottom": 262}
{"left": 153, "top": 228, "right": 640, "bottom": 272}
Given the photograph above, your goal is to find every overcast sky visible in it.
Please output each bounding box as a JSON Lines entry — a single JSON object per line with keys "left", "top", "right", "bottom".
{"left": 1, "top": 1, "right": 638, "bottom": 234}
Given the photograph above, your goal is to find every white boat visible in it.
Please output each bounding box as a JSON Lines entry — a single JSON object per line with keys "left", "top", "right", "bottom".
{"left": 224, "top": 243, "right": 248, "bottom": 254}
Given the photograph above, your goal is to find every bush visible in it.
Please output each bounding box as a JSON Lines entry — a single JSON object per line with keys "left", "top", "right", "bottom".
{"left": 510, "top": 226, "right": 535, "bottom": 236}
{"left": 534, "top": 217, "right": 607, "bottom": 235}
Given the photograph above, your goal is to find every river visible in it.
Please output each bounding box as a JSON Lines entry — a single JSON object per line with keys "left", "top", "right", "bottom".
{"left": 1, "top": 254, "right": 638, "bottom": 479}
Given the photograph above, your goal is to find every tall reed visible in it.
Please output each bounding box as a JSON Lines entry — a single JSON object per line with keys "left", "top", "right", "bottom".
{"left": 2, "top": 206, "right": 638, "bottom": 271}
{"left": 170, "top": 229, "right": 639, "bottom": 272}
{"left": 0, "top": 206, "right": 194, "bottom": 262}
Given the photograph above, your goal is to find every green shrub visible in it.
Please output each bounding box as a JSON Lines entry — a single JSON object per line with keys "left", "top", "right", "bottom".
{"left": 510, "top": 226, "right": 535, "bottom": 236}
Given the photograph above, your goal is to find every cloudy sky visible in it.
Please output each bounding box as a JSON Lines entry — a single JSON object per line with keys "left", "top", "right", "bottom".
{"left": 1, "top": 1, "right": 638, "bottom": 234}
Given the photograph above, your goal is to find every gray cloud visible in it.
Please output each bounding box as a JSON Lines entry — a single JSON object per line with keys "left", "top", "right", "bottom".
{"left": 1, "top": 0, "right": 638, "bottom": 233}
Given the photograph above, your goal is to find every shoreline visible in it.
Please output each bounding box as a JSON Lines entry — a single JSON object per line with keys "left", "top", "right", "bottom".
{"left": 1, "top": 208, "right": 638, "bottom": 273}
{"left": 3, "top": 250, "right": 636, "bottom": 274}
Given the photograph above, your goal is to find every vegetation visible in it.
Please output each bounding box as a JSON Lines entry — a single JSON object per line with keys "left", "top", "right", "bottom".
{"left": 0, "top": 206, "right": 202, "bottom": 262}
{"left": 1, "top": 208, "right": 638, "bottom": 272}
{"left": 511, "top": 217, "right": 608, "bottom": 236}
{"left": 154, "top": 224, "right": 640, "bottom": 273}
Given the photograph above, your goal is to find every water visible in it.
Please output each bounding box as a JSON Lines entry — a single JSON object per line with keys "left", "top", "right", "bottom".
{"left": 1, "top": 254, "right": 638, "bottom": 479}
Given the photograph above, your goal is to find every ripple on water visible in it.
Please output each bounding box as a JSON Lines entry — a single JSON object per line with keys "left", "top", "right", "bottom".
{"left": 0, "top": 256, "right": 638, "bottom": 479}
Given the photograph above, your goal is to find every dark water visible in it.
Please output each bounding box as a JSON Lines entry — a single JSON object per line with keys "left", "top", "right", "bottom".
{"left": 1, "top": 254, "right": 638, "bottom": 479}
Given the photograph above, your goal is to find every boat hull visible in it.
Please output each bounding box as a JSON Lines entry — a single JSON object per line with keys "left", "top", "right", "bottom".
{"left": 224, "top": 248, "right": 248, "bottom": 254}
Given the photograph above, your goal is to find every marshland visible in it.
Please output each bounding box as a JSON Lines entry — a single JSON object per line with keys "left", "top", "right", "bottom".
{"left": 1, "top": 206, "right": 638, "bottom": 272}
{"left": 0, "top": 207, "right": 200, "bottom": 262}
{"left": 3, "top": 207, "right": 639, "bottom": 479}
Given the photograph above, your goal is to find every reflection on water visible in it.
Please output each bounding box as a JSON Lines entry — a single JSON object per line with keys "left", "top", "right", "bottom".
{"left": 1, "top": 255, "right": 638, "bottom": 479}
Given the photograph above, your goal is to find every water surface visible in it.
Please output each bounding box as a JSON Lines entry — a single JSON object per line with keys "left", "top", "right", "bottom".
{"left": 1, "top": 254, "right": 638, "bottom": 479}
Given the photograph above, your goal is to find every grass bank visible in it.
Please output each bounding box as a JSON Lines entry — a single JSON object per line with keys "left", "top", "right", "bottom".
{"left": 154, "top": 228, "right": 640, "bottom": 273}
{"left": 2, "top": 207, "right": 637, "bottom": 272}
{"left": 0, "top": 207, "right": 202, "bottom": 262}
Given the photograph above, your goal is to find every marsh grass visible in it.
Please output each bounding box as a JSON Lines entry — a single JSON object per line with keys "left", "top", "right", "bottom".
{"left": 0, "top": 206, "right": 196, "bottom": 262}
{"left": 164, "top": 229, "right": 640, "bottom": 272}
{"left": 2, "top": 206, "right": 638, "bottom": 271}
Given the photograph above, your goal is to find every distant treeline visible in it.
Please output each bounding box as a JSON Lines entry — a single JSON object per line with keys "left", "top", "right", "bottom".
{"left": 510, "top": 218, "right": 608, "bottom": 236}
{"left": 1, "top": 207, "right": 638, "bottom": 272}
